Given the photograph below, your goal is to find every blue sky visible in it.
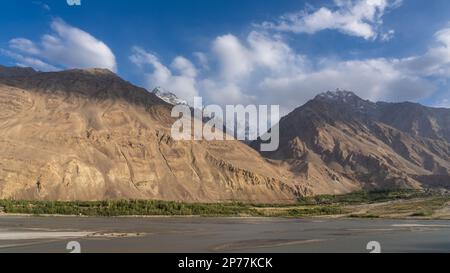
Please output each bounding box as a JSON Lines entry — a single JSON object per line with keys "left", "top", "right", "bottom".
{"left": 1, "top": 0, "right": 450, "bottom": 113}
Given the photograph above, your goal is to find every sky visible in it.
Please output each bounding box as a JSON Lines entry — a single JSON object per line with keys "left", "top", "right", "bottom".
{"left": 1, "top": 0, "right": 450, "bottom": 114}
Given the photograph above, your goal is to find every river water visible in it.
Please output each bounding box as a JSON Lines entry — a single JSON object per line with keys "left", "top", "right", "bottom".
{"left": 0, "top": 216, "right": 449, "bottom": 253}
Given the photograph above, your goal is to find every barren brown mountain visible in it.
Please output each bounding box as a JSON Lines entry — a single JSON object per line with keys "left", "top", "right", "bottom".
{"left": 0, "top": 66, "right": 308, "bottom": 202}
{"left": 0, "top": 66, "right": 448, "bottom": 203}
{"left": 255, "top": 91, "right": 450, "bottom": 192}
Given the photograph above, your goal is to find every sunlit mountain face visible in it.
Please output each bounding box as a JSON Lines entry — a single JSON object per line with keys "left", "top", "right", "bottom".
{"left": 0, "top": 67, "right": 449, "bottom": 202}
{"left": 1, "top": 0, "right": 450, "bottom": 199}
{"left": 0, "top": 1, "right": 450, "bottom": 257}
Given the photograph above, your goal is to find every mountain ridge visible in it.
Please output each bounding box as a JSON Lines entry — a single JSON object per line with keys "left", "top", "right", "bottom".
{"left": 0, "top": 66, "right": 448, "bottom": 202}
{"left": 255, "top": 89, "right": 450, "bottom": 192}
{"left": 0, "top": 66, "right": 309, "bottom": 202}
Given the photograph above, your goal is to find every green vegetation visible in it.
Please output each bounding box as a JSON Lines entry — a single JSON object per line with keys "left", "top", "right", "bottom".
{"left": 287, "top": 206, "right": 346, "bottom": 217}
{"left": 0, "top": 199, "right": 346, "bottom": 217}
{"left": 296, "top": 189, "right": 430, "bottom": 205}
{"left": 364, "top": 196, "right": 449, "bottom": 218}
{"left": 0, "top": 200, "right": 257, "bottom": 217}
{"left": 349, "top": 214, "right": 380, "bottom": 219}
{"left": 0, "top": 189, "right": 447, "bottom": 218}
{"left": 410, "top": 211, "right": 433, "bottom": 217}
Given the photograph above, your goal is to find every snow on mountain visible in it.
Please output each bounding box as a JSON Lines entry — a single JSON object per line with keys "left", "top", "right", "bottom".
{"left": 152, "top": 87, "right": 188, "bottom": 106}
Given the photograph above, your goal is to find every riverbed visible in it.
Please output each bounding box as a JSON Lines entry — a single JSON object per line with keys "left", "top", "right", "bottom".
{"left": 0, "top": 216, "right": 449, "bottom": 253}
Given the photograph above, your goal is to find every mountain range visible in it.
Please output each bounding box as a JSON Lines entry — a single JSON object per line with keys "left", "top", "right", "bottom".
{"left": 254, "top": 90, "right": 450, "bottom": 192}
{"left": 0, "top": 65, "right": 448, "bottom": 202}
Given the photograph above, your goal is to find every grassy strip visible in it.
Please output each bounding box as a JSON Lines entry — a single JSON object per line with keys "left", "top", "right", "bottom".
{"left": 254, "top": 206, "right": 348, "bottom": 217}
{"left": 295, "top": 189, "right": 430, "bottom": 205}
{"left": 0, "top": 190, "right": 445, "bottom": 217}
{"left": 0, "top": 200, "right": 257, "bottom": 217}
{"left": 357, "top": 196, "right": 450, "bottom": 218}
{"left": 0, "top": 199, "right": 348, "bottom": 218}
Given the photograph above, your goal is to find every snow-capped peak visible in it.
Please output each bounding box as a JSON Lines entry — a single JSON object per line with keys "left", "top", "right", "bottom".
{"left": 316, "top": 89, "right": 359, "bottom": 101}
{"left": 152, "top": 87, "right": 188, "bottom": 106}
{"left": 314, "top": 89, "right": 377, "bottom": 114}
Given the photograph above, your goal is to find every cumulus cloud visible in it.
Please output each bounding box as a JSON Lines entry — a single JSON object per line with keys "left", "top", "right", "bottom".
{"left": 0, "top": 49, "right": 58, "bottom": 71}
{"left": 399, "top": 27, "right": 450, "bottom": 77}
{"left": 212, "top": 34, "right": 254, "bottom": 80}
{"left": 245, "top": 28, "right": 445, "bottom": 110}
{"left": 203, "top": 31, "right": 435, "bottom": 113}
{"left": 130, "top": 25, "right": 450, "bottom": 115}
{"left": 130, "top": 47, "right": 199, "bottom": 104}
{"left": 131, "top": 30, "right": 305, "bottom": 106}
{"left": 212, "top": 31, "right": 306, "bottom": 80}
{"left": 435, "top": 98, "right": 450, "bottom": 108}
{"left": 200, "top": 80, "right": 256, "bottom": 105}
{"left": 9, "top": 38, "right": 41, "bottom": 55}
{"left": 193, "top": 52, "right": 209, "bottom": 70}
{"left": 259, "top": 0, "right": 401, "bottom": 40}
{"left": 260, "top": 58, "right": 435, "bottom": 112}
{"left": 172, "top": 56, "right": 197, "bottom": 78}
{"left": 200, "top": 31, "right": 308, "bottom": 108}
{"left": 3, "top": 18, "right": 117, "bottom": 72}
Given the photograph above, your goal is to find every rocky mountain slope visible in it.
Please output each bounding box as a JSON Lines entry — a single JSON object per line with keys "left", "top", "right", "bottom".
{"left": 0, "top": 65, "right": 308, "bottom": 202}
{"left": 255, "top": 90, "right": 450, "bottom": 191}
{"left": 0, "top": 66, "right": 448, "bottom": 202}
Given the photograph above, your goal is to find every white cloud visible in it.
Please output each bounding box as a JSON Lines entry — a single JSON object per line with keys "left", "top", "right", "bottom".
{"left": 131, "top": 26, "right": 450, "bottom": 115}
{"left": 171, "top": 56, "right": 197, "bottom": 78}
{"left": 211, "top": 31, "right": 306, "bottom": 81}
{"left": 193, "top": 52, "right": 209, "bottom": 70}
{"left": 399, "top": 27, "right": 450, "bottom": 77}
{"left": 260, "top": 58, "right": 435, "bottom": 112}
{"left": 9, "top": 38, "right": 40, "bottom": 55}
{"left": 200, "top": 80, "right": 256, "bottom": 105}
{"left": 32, "top": 1, "right": 51, "bottom": 11}
{"left": 204, "top": 30, "right": 436, "bottom": 110}
{"left": 130, "top": 47, "right": 199, "bottom": 104}
{"left": 381, "top": 29, "right": 395, "bottom": 41}
{"left": 130, "top": 31, "right": 307, "bottom": 106}
{"left": 125, "top": 16, "right": 450, "bottom": 116}
{"left": 259, "top": 0, "right": 401, "bottom": 40}
{"left": 435, "top": 98, "right": 450, "bottom": 108}
{"left": 246, "top": 31, "right": 306, "bottom": 74}
{"left": 4, "top": 18, "right": 117, "bottom": 72}
{"left": 0, "top": 49, "right": 58, "bottom": 71}
{"left": 212, "top": 34, "right": 254, "bottom": 80}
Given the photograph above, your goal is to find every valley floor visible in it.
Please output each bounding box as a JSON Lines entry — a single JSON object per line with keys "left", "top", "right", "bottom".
{"left": 1, "top": 190, "right": 449, "bottom": 253}
{"left": 0, "top": 190, "right": 449, "bottom": 220}
{"left": 0, "top": 216, "right": 449, "bottom": 253}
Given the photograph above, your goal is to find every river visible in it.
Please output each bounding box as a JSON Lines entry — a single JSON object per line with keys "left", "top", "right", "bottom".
{"left": 0, "top": 216, "right": 449, "bottom": 253}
